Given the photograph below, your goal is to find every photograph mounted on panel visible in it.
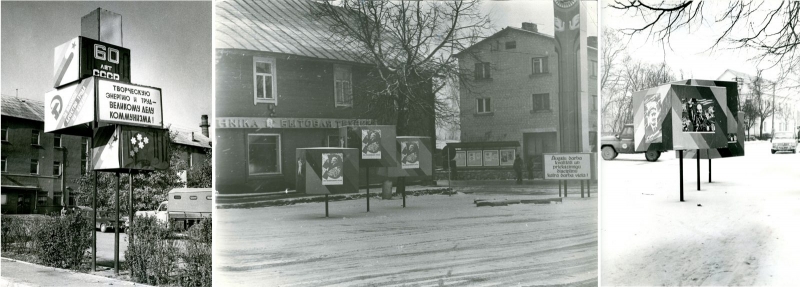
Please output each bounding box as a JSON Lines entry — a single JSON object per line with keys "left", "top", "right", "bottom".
{"left": 643, "top": 93, "right": 665, "bottom": 143}
{"left": 499, "top": 149, "right": 515, "bottom": 166}
{"left": 400, "top": 140, "right": 419, "bottom": 169}
{"left": 681, "top": 98, "right": 716, "bottom": 133}
{"left": 322, "top": 153, "right": 344, "bottom": 185}
{"left": 361, "top": 129, "right": 382, "bottom": 159}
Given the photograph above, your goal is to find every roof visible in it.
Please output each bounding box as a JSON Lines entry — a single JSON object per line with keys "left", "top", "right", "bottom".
{"left": 1, "top": 96, "right": 45, "bottom": 122}
{"left": 455, "top": 26, "right": 554, "bottom": 57}
{"left": 215, "top": 0, "right": 365, "bottom": 63}
{"left": 171, "top": 127, "right": 212, "bottom": 149}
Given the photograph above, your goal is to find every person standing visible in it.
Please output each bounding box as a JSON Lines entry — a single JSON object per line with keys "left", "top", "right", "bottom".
{"left": 513, "top": 155, "right": 523, "bottom": 184}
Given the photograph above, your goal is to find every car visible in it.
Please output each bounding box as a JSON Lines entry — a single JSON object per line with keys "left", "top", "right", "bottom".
{"left": 601, "top": 124, "right": 662, "bottom": 162}
{"left": 75, "top": 206, "right": 127, "bottom": 233}
{"left": 771, "top": 131, "right": 797, "bottom": 154}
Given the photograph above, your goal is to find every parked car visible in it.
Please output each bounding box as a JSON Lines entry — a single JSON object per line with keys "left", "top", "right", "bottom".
{"left": 75, "top": 206, "right": 127, "bottom": 233}
{"left": 771, "top": 131, "right": 797, "bottom": 154}
{"left": 601, "top": 124, "right": 662, "bottom": 161}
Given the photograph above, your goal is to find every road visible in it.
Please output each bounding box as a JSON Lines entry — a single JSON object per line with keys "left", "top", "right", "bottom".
{"left": 601, "top": 141, "right": 800, "bottom": 285}
{"left": 214, "top": 183, "right": 598, "bottom": 286}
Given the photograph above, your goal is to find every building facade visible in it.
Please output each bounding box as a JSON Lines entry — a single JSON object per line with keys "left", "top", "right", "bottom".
{"left": 718, "top": 69, "right": 799, "bottom": 136}
{"left": 455, "top": 23, "right": 598, "bottom": 173}
{"left": 2, "top": 96, "right": 89, "bottom": 214}
{"left": 215, "top": 0, "right": 385, "bottom": 194}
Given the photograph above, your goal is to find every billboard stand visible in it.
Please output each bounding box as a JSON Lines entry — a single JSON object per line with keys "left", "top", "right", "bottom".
{"left": 114, "top": 172, "right": 120, "bottom": 275}
{"left": 696, "top": 151, "right": 701, "bottom": 191}
{"left": 679, "top": 150, "right": 684, "bottom": 202}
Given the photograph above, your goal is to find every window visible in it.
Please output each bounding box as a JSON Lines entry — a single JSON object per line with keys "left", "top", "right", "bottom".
{"left": 253, "top": 57, "right": 277, "bottom": 104}
{"left": 189, "top": 154, "right": 194, "bottom": 168}
{"left": 474, "top": 62, "right": 491, "bottom": 79}
{"left": 1, "top": 126, "right": 7, "bottom": 141}
{"left": 37, "top": 196, "right": 48, "bottom": 206}
{"left": 31, "top": 130, "right": 40, "bottom": 145}
{"left": 327, "top": 135, "right": 341, "bottom": 147}
{"left": 591, "top": 95, "right": 597, "bottom": 111}
{"left": 248, "top": 134, "right": 281, "bottom": 175}
{"left": 81, "top": 138, "right": 89, "bottom": 174}
{"left": 590, "top": 60, "right": 597, "bottom": 77}
{"left": 505, "top": 41, "right": 516, "bottom": 50}
{"left": 490, "top": 41, "right": 499, "bottom": 51}
{"left": 54, "top": 134, "right": 62, "bottom": 148}
{"left": 190, "top": 196, "right": 198, "bottom": 200}
{"left": 30, "top": 159, "right": 39, "bottom": 174}
{"left": 206, "top": 195, "right": 212, "bottom": 200}
{"left": 68, "top": 196, "right": 75, "bottom": 206}
{"left": 532, "top": 93, "right": 550, "bottom": 111}
{"left": 476, "top": 98, "right": 492, "bottom": 113}
{"left": 53, "top": 195, "right": 62, "bottom": 206}
{"left": 334, "top": 65, "right": 353, "bottom": 107}
{"left": 1, "top": 156, "right": 6, "bottom": 172}
{"left": 174, "top": 195, "right": 182, "bottom": 199}
{"left": 53, "top": 161, "right": 61, "bottom": 176}
{"left": 532, "top": 57, "right": 548, "bottom": 74}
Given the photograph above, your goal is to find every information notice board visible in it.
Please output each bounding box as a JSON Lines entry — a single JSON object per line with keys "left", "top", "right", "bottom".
{"left": 543, "top": 153, "right": 591, "bottom": 180}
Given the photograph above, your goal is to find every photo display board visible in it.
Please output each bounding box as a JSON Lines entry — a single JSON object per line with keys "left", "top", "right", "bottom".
{"left": 296, "top": 148, "right": 359, "bottom": 195}
{"left": 671, "top": 79, "right": 744, "bottom": 158}
{"left": 339, "top": 125, "right": 397, "bottom": 167}
{"left": 633, "top": 83, "right": 729, "bottom": 152}
{"left": 53, "top": 36, "right": 131, "bottom": 88}
{"left": 92, "top": 125, "right": 170, "bottom": 172}
{"left": 44, "top": 77, "right": 96, "bottom": 136}
{"left": 543, "top": 153, "right": 591, "bottom": 180}
{"left": 377, "top": 136, "right": 433, "bottom": 177}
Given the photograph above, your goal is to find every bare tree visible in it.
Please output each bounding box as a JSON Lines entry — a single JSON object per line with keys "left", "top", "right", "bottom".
{"left": 748, "top": 71, "right": 775, "bottom": 138}
{"left": 609, "top": 1, "right": 800, "bottom": 70}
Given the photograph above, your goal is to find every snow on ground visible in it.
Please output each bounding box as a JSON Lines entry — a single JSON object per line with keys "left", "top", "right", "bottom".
{"left": 601, "top": 141, "right": 800, "bottom": 285}
{"left": 215, "top": 191, "right": 597, "bottom": 286}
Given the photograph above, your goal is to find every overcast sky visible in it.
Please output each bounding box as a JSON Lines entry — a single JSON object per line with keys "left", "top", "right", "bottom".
{"left": 482, "top": 1, "right": 598, "bottom": 37}
{"left": 1, "top": 1, "right": 212, "bottom": 134}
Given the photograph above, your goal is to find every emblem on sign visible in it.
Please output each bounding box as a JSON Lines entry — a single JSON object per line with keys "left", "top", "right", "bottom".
{"left": 129, "top": 133, "right": 150, "bottom": 157}
{"left": 50, "top": 96, "right": 63, "bottom": 119}
{"left": 622, "top": 143, "right": 628, "bottom": 149}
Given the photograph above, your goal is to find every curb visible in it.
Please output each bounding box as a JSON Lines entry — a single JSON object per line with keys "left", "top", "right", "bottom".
{"left": 216, "top": 187, "right": 455, "bottom": 209}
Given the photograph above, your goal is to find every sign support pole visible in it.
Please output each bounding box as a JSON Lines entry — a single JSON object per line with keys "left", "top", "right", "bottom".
{"left": 708, "top": 150, "right": 711, "bottom": 183}
{"left": 325, "top": 195, "right": 329, "bottom": 217}
{"left": 679, "top": 150, "right": 684, "bottom": 202}
{"left": 696, "top": 150, "right": 700, "bottom": 191}
{"left": 581, "top": 180, "right": 584, "bottom": 198}
{"left": 366, "top": 167, "right": 370, "bottom": 212}
{"left": 92, "top": 171, "right": 97, "bottom": 272}
{"left": 564, "top": 180, "right": 568, "bottom": 197}
{"left": 114, "top": 172, "right": 120, "bottom": 275}
{"left": 129, "top": 170, "right": 133, "bottom": 244}
{"left": 558, "top": 180, "right": 562, "bottom": 197}
{"left": 587, "top": 180, "right": 590, "bottom": 197}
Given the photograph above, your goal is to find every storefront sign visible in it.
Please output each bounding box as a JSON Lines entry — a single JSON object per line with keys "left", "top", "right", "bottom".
{"left": 217, "top": 117, "right": 374, "bottom": 129}
{"left": 97, "top": 79, "right": 163, "bottom": 128}
{"left": 53, "top": 37, "right": 131, "bottom": 88}
{"left": 544, "top": 153, "right": 591, "bottom": 180}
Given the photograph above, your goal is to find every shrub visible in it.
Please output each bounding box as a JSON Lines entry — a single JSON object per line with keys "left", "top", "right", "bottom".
{"left": 126, "top": 215, "right": 178, "bottom": 285}
{"left": 1, "top": 216, "right": 38, "bottom": 253}
{"left": 179, "top": 218, "right": 212, "bottom": 287}
{"left": 30, "top": 212, "right": 92, "bottom": 270}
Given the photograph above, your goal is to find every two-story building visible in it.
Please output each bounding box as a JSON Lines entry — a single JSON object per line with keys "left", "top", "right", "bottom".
{"left": 454, "top": 22, "right": 598, "bottom": 174}
{"left": 215, "top": 0, "right": 391, "bottom": 194}
{"left": 718, "top": 69, "right": 798, "bottom": 137}
{"left": 2, "top": 96, "right": 89, "bottom": 214}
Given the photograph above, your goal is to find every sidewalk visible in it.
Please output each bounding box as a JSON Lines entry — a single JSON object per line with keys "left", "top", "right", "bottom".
{"left": 0, "top": 258, "right": 148, "bottom": 287}
{"left": 216, "top": 185, "right": 451, "bottom": 209}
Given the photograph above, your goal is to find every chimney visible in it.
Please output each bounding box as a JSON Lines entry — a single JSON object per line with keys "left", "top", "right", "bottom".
{"left": 521, "top": 22, "right": 538, "bottom": 33}
{"left": 200, "top": 115, "right": 209, "bottom": 137}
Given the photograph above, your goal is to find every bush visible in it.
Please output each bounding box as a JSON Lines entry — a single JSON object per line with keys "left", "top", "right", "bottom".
{"left": 29, "top": 213, "right": 92, "bottom": 270}
{"left": 1, "top": 216, "right": 40, "bottom": 253}
{"left": 179, "top": 218, "right": 212, "bottom": 287}
{"left": 126, "top": 216, "right": 178, "bottom": 285}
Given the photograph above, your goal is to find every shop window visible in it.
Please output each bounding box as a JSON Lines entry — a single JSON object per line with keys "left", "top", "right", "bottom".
{"left": 334, "top": 65, "right": 353, "bottom": 107}
{"left": 253, "top": 57, "right": 277, "bottom": 105}
{"left": 54, "top": 134, "right": 62, "bottom": 148}
{"left": 1, "top": 126, "right": 7, "bottom": 141}
{"left": 53, "top": 161, "right": 61, "bottom": 176}
{"left": 532, "top": 93, "right": 550, "bottom": 111}
{"left": 248, "top": 134, "right": 281, "bottom": 175}
{"left": 30, "top": 159, "right": 39, "bottom": 174}
{"left": 31, "top": 130, "right": 40, "bottom": 145}
{"left": 1, "top": 156, "right": 6, "bottom": 172}
{"left": 474, "top": 62, "right": 491, "bottom": 79}
{"left": 476, "top": 98, "right": 492, "bottom": 113}
{"left": 505, "top": 41, "right": 516, "bottom": 50}
{"left": 532, "top": 57, "right": 548, "bottom": 74}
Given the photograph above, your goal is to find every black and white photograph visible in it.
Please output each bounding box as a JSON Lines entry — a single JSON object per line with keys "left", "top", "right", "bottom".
{"left": 321, "top": 153, "right": 344, "bottom": 185}
{"left": 1, "top": 1, "right": 212, "bottom": 286}
{"left": 213, "top": 0, "right": 598, "bottom": 285}
{"left": 601, "top": 0, "right": 800, "bottom": 285}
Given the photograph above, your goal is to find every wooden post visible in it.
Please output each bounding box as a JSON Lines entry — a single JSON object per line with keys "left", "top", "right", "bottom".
{"left": 679, "top": 150, "right": 684, "bottom": 202}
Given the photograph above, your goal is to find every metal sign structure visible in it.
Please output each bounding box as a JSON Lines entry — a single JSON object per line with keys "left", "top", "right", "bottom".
{"left": 340, "top": 125, "right": 398, "bottom": 212}
{"left": 96, "top": 79, "right": 163, "bottom": 128}
{"left": 53, "top": 36, "right": 131, "bottom": 88}
{"left": 296, "top": 148, "right": 359, "bottom": 217}
{"left": 544, "top": 152, "right": 593, "bottom": 198}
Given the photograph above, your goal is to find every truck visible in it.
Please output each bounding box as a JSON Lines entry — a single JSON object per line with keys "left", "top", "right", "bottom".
{"left": 135, "top": 188, "right": 212, "bottom": 230}
{"left": 600, "top": 124, "right": 663, "bottom": 162}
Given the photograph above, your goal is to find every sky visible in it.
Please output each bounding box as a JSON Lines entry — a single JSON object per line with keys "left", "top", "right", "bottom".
{"left": 482, "top": 1, "right": 598, "bottom": 37}
{"left": 601, "top": 1, "right": 794, "bottom": 88}
{"left": 1, "top": 1, "right": 212, "bottom": 135}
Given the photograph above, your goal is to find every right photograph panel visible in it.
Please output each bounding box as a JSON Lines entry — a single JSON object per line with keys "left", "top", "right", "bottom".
{"left": 600, "top": 1, "right": 800, "bottom": 285}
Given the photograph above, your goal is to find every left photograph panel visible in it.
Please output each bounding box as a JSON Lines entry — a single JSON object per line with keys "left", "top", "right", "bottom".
{"left": 1, "top": 1, "right": 212, "bottom": 286}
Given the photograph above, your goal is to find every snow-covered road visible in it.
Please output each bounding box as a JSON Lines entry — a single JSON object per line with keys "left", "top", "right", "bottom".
{"left": 601, "top": 141, "right": 800, "bottom": 285}
{"left": 215, "top": 190, "right": 597, "bottom": 286}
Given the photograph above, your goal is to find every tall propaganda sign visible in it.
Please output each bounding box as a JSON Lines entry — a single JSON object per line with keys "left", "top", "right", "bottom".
{"left": 554, "top": 0, "right": 581, "bottom": 152}
{"left": 92, "top": 125, "right": 171, "bottom": 172}
{"left": 97, "top": 79, "right": 163, "bottom": 128}
{"left": 670, "top": 79, "right": 744, "bottom": 158}
{"left": 44, "top": 77, "right": 96, "bottom": 135}
{"left": 53, "top": 36, "right": 131, "bottom": 88}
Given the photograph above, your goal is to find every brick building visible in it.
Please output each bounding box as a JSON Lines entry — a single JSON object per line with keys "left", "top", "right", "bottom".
{"left": 215, "top": 0, "right": 385, "bottom": 194}
{"left": 455, "top": 23, "right": 597, "bottom": 173}
{"left": 2, "top": 96, "right": 89, "bottom": 214}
